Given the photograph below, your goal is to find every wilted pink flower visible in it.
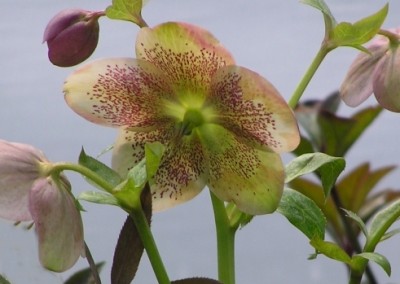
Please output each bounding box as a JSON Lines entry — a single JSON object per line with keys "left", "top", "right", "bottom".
{"left": 64, "top": 22, "right": 300, "bottom": 215}
{"left": 44, "top": 9, "right": 103, "bottom": 67}
{"left": 340, "top": 28, "right": 400, "bottom": 112}
{"left": 0, "top": 140, "right": 84, "bottom": 272}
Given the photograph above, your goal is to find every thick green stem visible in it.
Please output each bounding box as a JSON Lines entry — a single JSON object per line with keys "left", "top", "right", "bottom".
{"left": 210, "top": 191, "right": 236, "bottom": 284}
{"left": 129, "top": 207, "right": 170, "bottom": 284}
{"left": 288, "top": 46, "right": 330, "bottom": 109}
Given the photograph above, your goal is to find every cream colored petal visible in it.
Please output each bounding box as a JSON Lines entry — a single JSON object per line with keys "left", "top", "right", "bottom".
{"left": 112, "top": 127, "right": 174, "bottom": 177}
{"left": 64, "top": 58, "right": 175, "bottom": 129}
{"left": 112, "top": 127, "right": 207, "bottom": 212}
{"left": 198, "top": 124, "right": 284, "bottom": 215}
{"left": 136, "top": 22, "right": 235, "bottom": 101}
{"left": 151, "top": 132, "right": 207, "bottom": 212}
{"left": 208, "top": 65, "right": 299, "bottom": 153}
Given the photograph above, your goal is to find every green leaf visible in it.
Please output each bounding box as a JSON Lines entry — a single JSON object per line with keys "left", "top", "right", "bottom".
{"left": 336, "top": 163, "right": 395, "bottom": 212}
{"left": 342, "top": 209, "right": 368, "bottom": 238}
{"left": 310, "top": 238, "right": 351, "bottom": 264}
{"left": 336, "top": 106, "right": 382, "bottom": 156}
{"left": 125, "top": 142, "right": 164, "bottom": 190}
{"left": 381, "top": 228, "right": 400, "bottom": 242}
{"left": 78, "top": 191, "right": 119, "bottom": 207}
{"left": 295, "top": 94, "right": 382, "bottom": 157}
{"left": 352, "top": 252, "right": 391, "bottom": 276}
{"left": 111, "top": 184, "right": 152, "bottom": 284}
{"left": 277, "top": 188, "right": 326, "bottom": 240}
{"left": 127, "top": 159, "right": 147, "bottom": 189}
{"left": 172, "top": 278, "right": 222, "bottom": 284}
{"left": 330, "top": 4, "right": 388, "bottom": 48}
{"left": 289, "top": 178, "right": 343, "bottom": 241}
{"left": 317, "top": 106, "right": 382, "bottom": 157}
{"left": 366, "top": 199, "right": 400, "bottom": 252}
{"left": 145, "top": 142, "right": 165, "bottom": 181}
{"left": 360, "top": 190, "right": 400, "bottom": 223}
{"left": 294, "top": 92, "right": 340, "bottom": 151}
{"left": 79, "top": 148, "right": 123, "bottom": 188}
{"left": 300, "top": 0, "right": 336, "bottom": 33}
{"left": 293, "top": 136, "right": 315, "bottom": 157}
{"left": 0, "top": 275, "right": 11, "bottom": 284}
{"left": 285, "top": 152, "right": 345, "bottom": 198}
{"left": 106, "top": 0, "right": 146, "bottom": 26}
{"left": 64, "top": 262, "right": 105, "bottom": 284}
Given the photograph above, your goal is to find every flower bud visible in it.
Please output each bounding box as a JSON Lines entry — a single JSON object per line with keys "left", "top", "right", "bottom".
{"left": 340, "top": 28, "right": 400, "bottom": 112}
{"left": 29, "top": 176, "right": 84, "bottom": 272}
{"left": 372, "top": 47, "right": 400, "bottom": 112}
{"left": 0, "top": 139, "right": 84, "bottom": 272}
{"left": 43, "top": 9, "right": 102, "bottom": 67}
{"left": 0, "top": 140, "right": 47, "bottom": 221}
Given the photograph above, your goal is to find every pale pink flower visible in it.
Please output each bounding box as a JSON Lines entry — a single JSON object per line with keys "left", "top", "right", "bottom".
{"left": 340, "top": 28, "right": 400, "bottom": 112}
{"left": 0, "top": 140, "right": 84, "bottom": 272}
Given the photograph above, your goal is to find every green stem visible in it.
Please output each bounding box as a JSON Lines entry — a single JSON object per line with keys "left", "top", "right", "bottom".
{"left": 377, "top": 28, "right": 400, "bottom": 43}
{"left": 288, "top": 45, "right": 331, "bottom": 109}
{"left": 43, "top": 162, "right": 115, "bottom": 193}
{"left": 331, "top": 188, "right": 377, "bottom": 284}
{"left": 210, "top": 191, "right": 236, "bottom": 284}
{"left": 129, "top": 208, "right": 170, "bottom": 284}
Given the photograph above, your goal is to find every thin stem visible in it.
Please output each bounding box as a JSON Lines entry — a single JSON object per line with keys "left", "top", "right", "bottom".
{"left": 44, "top": 162, "right": 115, "bottom": 193}
{"left": 84, "top": 242, "right": 102, "bottom": 284}
{"left": 210, "top": 191, "right": 236, "bottom": 284}
{"left": 377, "top": 29, "right": 400, "bottom": 43}
{"left": 288, "top": 45, "right": 331, "bottom": 109}
{"left": 129, "top": 208, "right": 170, "bottom": 284}
{"left": 331, "top": 188, "right": 377, "bottom": 284}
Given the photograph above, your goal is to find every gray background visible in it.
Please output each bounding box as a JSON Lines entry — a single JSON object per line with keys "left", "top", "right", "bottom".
{"left": 1, "top": 0, "right": 399, "bottom": 283}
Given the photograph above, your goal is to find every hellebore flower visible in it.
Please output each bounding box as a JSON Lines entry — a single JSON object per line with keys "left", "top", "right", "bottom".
{"left": 0, "top": 140, "right": 84, "bottom": 272}
{"left": 44, "top": 9, "right": 102, "bottom": 67}
{"left": 340, "top": 28, "right": 400, "bottom": 112}
{"left": 64, "top": 22, "right": 300, "bottom": 215}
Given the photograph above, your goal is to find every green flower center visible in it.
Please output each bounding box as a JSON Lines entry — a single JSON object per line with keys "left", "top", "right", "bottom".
{"left": 181, "top": 108, "right": 205, "bottom": 135}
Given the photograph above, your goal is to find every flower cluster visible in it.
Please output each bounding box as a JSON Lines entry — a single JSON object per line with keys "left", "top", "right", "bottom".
{"left": 64, "top": 22, "right": 300, "bottom": 215}
{"left": 0, "top": 140, "right": 84, "bottom": 272}
{"left": 341, "top": 28, "right": 400, "bottom": 112}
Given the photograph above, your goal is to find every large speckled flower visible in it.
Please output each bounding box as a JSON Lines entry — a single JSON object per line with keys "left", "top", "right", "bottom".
{"left": 340, "top": 28, "right": 400, "bottom": 112}
{"left": 0, "top": 140, "right": 84, "bottom": 272}
{"left": 64, "top": 22, "right": 300, "bottom": 215}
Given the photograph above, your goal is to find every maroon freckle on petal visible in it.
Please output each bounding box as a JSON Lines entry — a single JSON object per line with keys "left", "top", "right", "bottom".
{"left": 140, "top": 44, "right": 228, "bottom": 90}
{"left": 86, "top": 62, "right": 173, "bottom": 127}
{"left": 209, "top": 72, "right": 282, "bottom": 149}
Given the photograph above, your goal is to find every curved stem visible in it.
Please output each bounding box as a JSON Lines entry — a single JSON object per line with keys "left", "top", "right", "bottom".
{"left": 210, "top": 191, "right": 236, "bottom": 284}
{"left": 43, "top": 162, "right": 115, "bottom": 193}
{"left": 377, "top": 29, "right": 400, "bottom": 43}
{"left": 288, "top": 45, "right": 330, "bottom": 109}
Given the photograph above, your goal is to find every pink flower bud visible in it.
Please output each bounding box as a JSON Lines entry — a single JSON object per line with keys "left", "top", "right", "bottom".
{"left": 372, "top": 47, "right": 400, "bottom": 112}
{"left": 43, "top": 9, "right": 102, "bottom": 67}
{"left": 340, "top": 28, "right": 400, "bottom": 112}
